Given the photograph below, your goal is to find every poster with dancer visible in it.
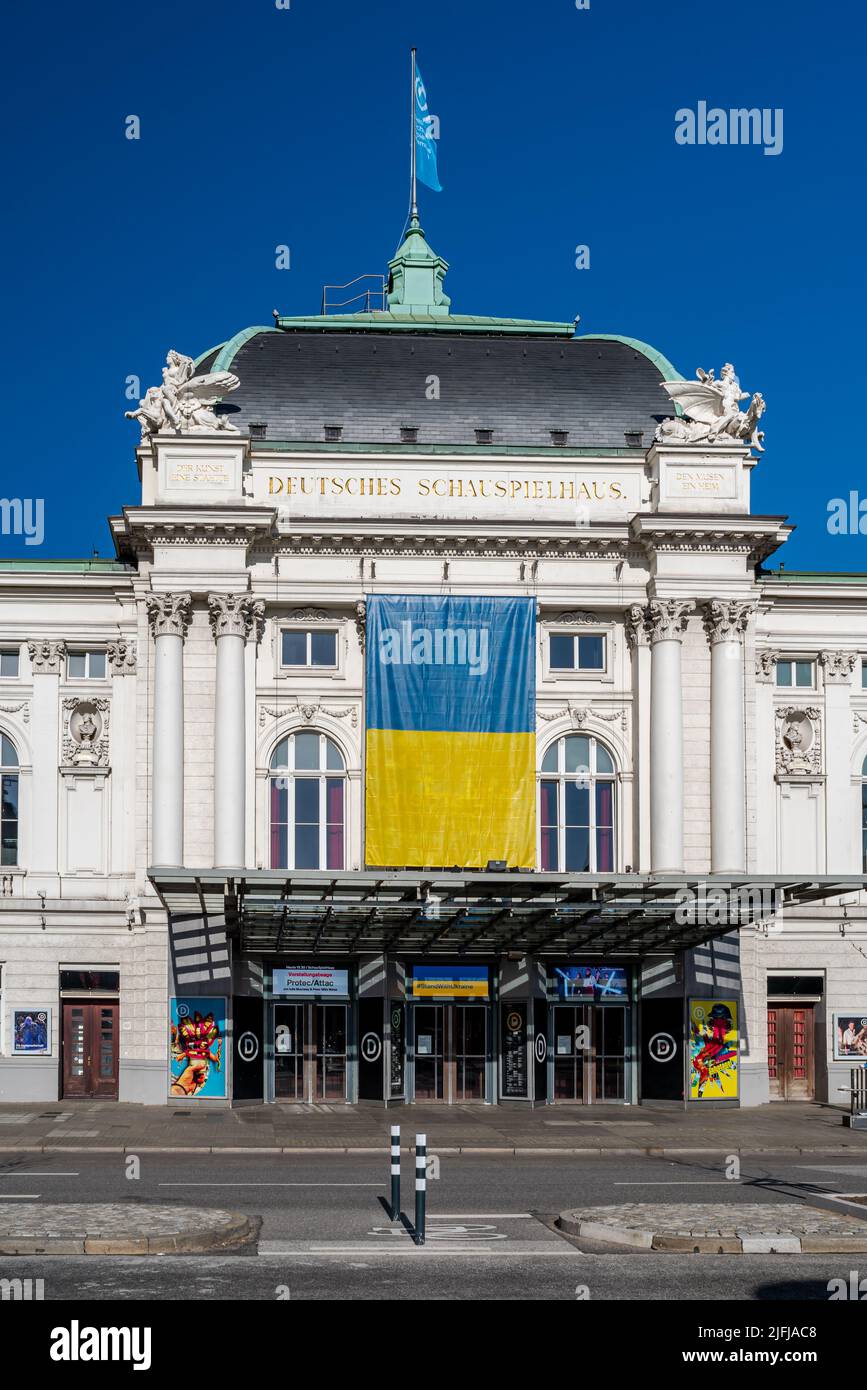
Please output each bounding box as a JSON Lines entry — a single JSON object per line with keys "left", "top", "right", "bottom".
{"left": 689, "top": 999, "right": 738, "bottom": 1101}
{"left": 169, "top": 997, "right": 226, "bottom": 1099}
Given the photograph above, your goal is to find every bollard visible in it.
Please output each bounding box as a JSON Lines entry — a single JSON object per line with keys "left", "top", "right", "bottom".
{"left": 389, "top": 1124, "right": 401, "bottom": 1221}
{"left": 414, "top": 1133, "right": 426, "bottom": 1245}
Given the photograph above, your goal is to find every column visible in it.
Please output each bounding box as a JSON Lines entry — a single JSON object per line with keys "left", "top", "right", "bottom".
{"left": 26, "top": 640, "right": 65, "bottom": 890}
{"left": 820, "top": 650, "right": 858, "bottom": 871}
{"left": 645, "top": 600, "right": 694, "bottom": 874}
{"left": 209, "top": 594, "right": 263, "bottom": 870}
{"left": 705, "top": 601, "right": 754, "bottom": 874}
{"left": 146, "top": 593, "right": 191, "bottom": 869}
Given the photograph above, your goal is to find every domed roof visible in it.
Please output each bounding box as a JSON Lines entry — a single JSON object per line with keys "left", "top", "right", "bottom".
{"left": 195, "top": 223, "right": 682, "bottom": 451}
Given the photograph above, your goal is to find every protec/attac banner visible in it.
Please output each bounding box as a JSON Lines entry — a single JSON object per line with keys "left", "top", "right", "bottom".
{"left": 365, "top": 595, "right": 536, "bottom": 868}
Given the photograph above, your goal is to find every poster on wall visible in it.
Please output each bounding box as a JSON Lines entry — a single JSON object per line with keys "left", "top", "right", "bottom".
{"left": 411, "top": 966, "right": 489, "bottom": 999}
{"left": 689, "top": 999, "right": 738, "bottom": 1101}
{"left": 365, "top": 594, "right": 536, "bottom": 868}
{"left": 12, "top": 1009, "right": 50, "bottom": 1054}
{"left": 272, "top": 966, "right": 349, "bottom": 997}
{"left": 169, "top": 997, "right": 226, "bottom": 1099}
{"left": 833, "top": 1013, "right": 867, "bottom": 1060}
{"left": 554, "top": 966, "right": 628, "bottom": 1001}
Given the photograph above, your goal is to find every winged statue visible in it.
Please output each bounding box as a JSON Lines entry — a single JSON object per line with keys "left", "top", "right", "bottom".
{"left": 655, "top": 363, "right": 765, "bottom": 452}
{"left": 125, "top": 350, "right": 240, "bottom": 440}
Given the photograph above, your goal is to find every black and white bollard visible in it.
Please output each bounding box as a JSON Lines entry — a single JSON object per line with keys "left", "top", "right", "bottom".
{"left": 414, "top": 1133, "right": 426, "bottom": 1245}
{"left": 389, "top": 1124, "right": 401, "bottom": 1221}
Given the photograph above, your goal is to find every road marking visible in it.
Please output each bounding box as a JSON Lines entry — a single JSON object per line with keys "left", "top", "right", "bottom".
{"left": 0, "top": 1172, "right": 78, "bottom": 1177}
{"left": 427, "top": 1213, "right": 533, "bottom": 1219}
{"left": 796, "top": 1165, "right": 867, "bottom": 1175}
{"left": 158, "top": 1181, "right": 382, "bottom": 1188}
{"left": 0, "top": 1194, "right": 41, "bottom": 1200}
{"left": 614, "top": 1180, "right": 730, "bottom": 1187}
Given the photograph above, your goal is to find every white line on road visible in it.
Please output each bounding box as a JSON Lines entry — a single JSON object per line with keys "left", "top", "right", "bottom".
{"left": 0, "top": 1172, "right": 78, "bottom": 1177}
{"left": 0, "top": 1194, "right": 41, "bottom": 1199}
{"left": 158, "top": 1182, "right": 382, "bottom": 1188}
{"left": 426, "top": 1213, "right": 533, "bottom": 1219}
{"left": 614, "top": 1181, "right": 729, "bottom": 1187}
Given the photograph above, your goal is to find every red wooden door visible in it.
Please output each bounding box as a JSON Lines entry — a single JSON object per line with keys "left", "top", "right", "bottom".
{"left": 62, "top": 1002, "right": 119, "bottom": 1099}
{"left": 767, "top": 1005, "right": 814, "bottom": 1101}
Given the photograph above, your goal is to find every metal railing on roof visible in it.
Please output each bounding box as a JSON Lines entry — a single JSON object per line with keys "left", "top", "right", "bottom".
{"left": 321, "top": 274, "right": 388, "bottom": 316}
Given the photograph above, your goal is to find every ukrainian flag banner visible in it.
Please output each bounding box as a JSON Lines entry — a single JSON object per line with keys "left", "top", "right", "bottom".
{"left": 365, "top": 596, "right": 536, "bottom": 868}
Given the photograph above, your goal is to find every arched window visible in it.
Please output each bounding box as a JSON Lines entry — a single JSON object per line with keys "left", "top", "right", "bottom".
{"left": 269, "top": 731, "right": 346, "bottom": 870}
{"left": 1, "top": 732, "right": 19, "bottom": 867}
{"left": 862, "top": 755, "right": 867, "bottom": 872}
{"left": 539, "top": 734, "right": 615, "bottom": 873}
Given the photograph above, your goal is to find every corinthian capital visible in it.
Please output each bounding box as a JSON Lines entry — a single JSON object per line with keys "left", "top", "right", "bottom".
{"left": 208, "top": 592, "right": 262, "bottom": 641}
{"left": 703, "top": 599, "right": 755, "bottom": 645}
{"left": 146, "top": 592, "right": 193, "bottom": 640}
{"left": 624, "top": 604, "right": 650, "bottom": 650}
{"left": 819, "top": 650, "right": 858, "bottom": 684}
{"left": 645, "top": 599, "right": 694, "bottom": 644}
{"left": 27, "top": 640, "right": 66, "bottom": 675}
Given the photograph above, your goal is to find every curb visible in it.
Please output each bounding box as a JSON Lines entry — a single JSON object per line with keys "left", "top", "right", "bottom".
{"left": 556, "top": 1211, "right": 867, "bottom": 1254}
{"left": 0, "top": 1212, "right": 258, "bottom": 1257}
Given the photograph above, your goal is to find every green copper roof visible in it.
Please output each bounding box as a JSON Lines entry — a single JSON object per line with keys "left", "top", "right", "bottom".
{"left": 576, "top": 334, "right": 683, "bottom": 383}
{"left": 272, "top": 310, "right": 576, "bottom": 336}
{"left": 760, "top": 570, "right": 867, "bottom": 584}
{"left": 0, "top": 559, "right": 132, "bottom": 573}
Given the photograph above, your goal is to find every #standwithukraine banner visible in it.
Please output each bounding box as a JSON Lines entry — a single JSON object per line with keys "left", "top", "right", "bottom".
{"left": 365, "top": 595, "right": 535, "bottom": 868}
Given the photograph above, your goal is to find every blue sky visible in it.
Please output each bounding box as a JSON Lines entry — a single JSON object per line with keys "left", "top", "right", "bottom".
{"left": 1, "top": 0, "right": 864, "bottom": 566}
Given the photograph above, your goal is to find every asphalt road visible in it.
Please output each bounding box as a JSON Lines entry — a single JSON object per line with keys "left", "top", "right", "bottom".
{"left": 2, "top": 1151, "right": 866, "bottom": 1301}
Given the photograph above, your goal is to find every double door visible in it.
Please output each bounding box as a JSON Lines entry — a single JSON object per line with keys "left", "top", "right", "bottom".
{"left": 274, "top": 1003, "right": 348, "bottom": 1102}
{"left": 62, "top": 1001, "right": 119, "bottom": 1099}
{"left": 768, "top": 1004, "right": 815, "bottom": 1100}
{"left": 552, "top": 1004, "right": 626, "bottom": 1103}
{"left": 413, "top": 1004, "right": 488, "bottom": 1103}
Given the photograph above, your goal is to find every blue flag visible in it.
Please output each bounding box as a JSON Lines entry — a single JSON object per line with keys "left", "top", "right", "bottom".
{"left": 414, "top": 63, "right": 442, "bottom": 192}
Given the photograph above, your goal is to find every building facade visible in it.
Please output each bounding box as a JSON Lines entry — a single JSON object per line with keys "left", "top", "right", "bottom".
{"left": 1, "top": 221, "right": 866, "bottom": 1109}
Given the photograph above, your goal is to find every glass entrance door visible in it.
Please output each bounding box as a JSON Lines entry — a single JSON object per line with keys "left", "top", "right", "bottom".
{"left": 314, "top": 1004, "right": 347, "bottom": 1101}
{"left": 274, "top": 1004, "right": 304, "bottom": 1100}
{"left": 553, "top": 1005, "right": 626, "bottom": 1103}
{"left": 455, "top": 1005, "right": 486, "bottom": 1101}
{"left": 414, "top": 1005, "right": 445, "bottom": 1100}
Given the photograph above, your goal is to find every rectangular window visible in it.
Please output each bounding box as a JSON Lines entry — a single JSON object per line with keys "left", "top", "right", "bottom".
{"left": 0, "top": 650, "right": 19, "bottom": 679}
{"left": 862, "top": 659, "right": 867, "bottom": 689}
{"left": 548, "top": 633, "right": 605, "bottom": 671}
{"left": 281, "top": 629, "right": 338, "bottom": 669}
{"left": 68, "top": 650, "right": 106, "bottom": 680}
{"left": 776, "top": 659, "right": 814, "bottom": 689}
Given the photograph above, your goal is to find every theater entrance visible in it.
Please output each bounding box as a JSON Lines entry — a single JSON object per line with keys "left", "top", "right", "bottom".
{"left": 412, "top": 1004, "right": 489, "bottom": 1103}
{"left": 552, "top": 1004, "right": 627, "bottom": 1103}
{"left": 273, "top": 1002, "right": 349, "bottom": 1103}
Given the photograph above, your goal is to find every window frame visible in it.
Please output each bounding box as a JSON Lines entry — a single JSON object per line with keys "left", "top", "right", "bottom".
{"left": 774, "top": 657, "right": 817, "bottom": 691}
{"left": 538, "top": 733, "right": 617, "bottom": 873}
{"left": 66, "top": 649, "right": 108, "bottom": 682}
{"left": 277, "top": 625, "right": 343, "bottom": 677}
{"left": 1, "top": 731, "right": 20, "bottom": 869}
{"left": 268, "top": 730, "right": 347, "bottom": 871}
{"left": 0, "top": 648, "right": 20, "bottom": 680}
{"left": 861, "top": 754, "right": 867, "bottom": 874}
{"left": 542, "top": 625, "right": 613, "bottom": 684}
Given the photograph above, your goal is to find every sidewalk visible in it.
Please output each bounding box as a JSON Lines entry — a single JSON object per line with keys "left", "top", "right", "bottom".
{"left": 0, "top": 1100, "right": 864, "bottom": 1155}
{"left": 0, "top": 1204, "right": 256, "bottom": 1255}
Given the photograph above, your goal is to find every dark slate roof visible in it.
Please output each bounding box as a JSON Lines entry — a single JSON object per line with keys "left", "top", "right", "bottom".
{"left": 203, "top": 330, "right": 678, "bottom": 450}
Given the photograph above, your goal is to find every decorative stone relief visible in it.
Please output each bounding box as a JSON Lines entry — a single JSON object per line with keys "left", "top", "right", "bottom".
{"left": 755, "top": 650, "right": 779, "bottom": 683}
{"left": 0, "top": 702, "right": 29, "bottom": 723}
{"left": 645, "top": 600, "right": 695, "bottom": 644}
{"left": 125, "top": 349, "right": 240, "bottom": 440}
{"left": 703, "top": 599, "right": 755, "bottom": 644}
{"left": 355, "top": 602, "right": 367, "bottom": 653}
{"left": 27, "top": 640, "right": 65, "bottom": 675}
{"left": 259, "top": 701, "right": 358, "bottom": 730}
{"left": 775, "top": 706, "right": 822, "bottom": 775}
{"left": 655, "top": 363, "right": 766, "bottom": 452}
{"left": 62, "top": 697, "right": 110, "bottom": 767}
{"left": 819, "top": 650, "right": 858, "bottom": 684}
{"left": 208, "top": 593, "right": 264, "bottom": 642}
{"left": 624, "top": 605, "right": 650, "bottom": 650}
{"left": 853, "top": 712, "right": 867, "bottom": 733}
{"left": 146, "top": 592, "right": 193, "bottom": 640}
{"left": 545, "top": 610, "right": 609, "bottom": 627}
{"left": 537, "top": 703, "right": 627, "bottom": 731}
{"left": 107, "top": 639, "right": 137, "bottom": 675}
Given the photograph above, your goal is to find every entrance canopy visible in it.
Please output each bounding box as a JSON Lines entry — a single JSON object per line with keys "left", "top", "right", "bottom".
{"left": 148, "top": 870, "right": 865, "bottom": 958}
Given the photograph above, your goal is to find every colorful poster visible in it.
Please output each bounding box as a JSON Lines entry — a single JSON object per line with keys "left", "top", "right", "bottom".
{"left": 833, "top": 1013, "right": 867, "bottom": 1060}
{"left": 411, "top": 966, "right": 489, "bottom": 998}
{"left": 554, "top": 966, "right": 629, "bottom": 1001}
{"left": 169, "top": 997, "right": 226, "bottom": 1099}
{"left": 13, "top": 1009, "right": 50, "bottom": 1054}
{"left": 365, "top": 595, "right": 535, "bottom": 868}
{"left": 689, "top": 999, "right": 738, "bottom": 1100}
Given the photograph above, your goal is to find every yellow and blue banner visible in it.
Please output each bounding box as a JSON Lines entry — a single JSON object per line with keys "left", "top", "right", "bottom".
{"left": 365, "top": 595, "right": 536, "bottom": 867}
{"left": 412, "top": 966, "right": 489, "bottom": 999}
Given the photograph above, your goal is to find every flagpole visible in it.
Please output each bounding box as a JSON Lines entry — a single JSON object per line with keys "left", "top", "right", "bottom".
{"left": 410, "top": 47, "right": 418, "bottom": 224}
